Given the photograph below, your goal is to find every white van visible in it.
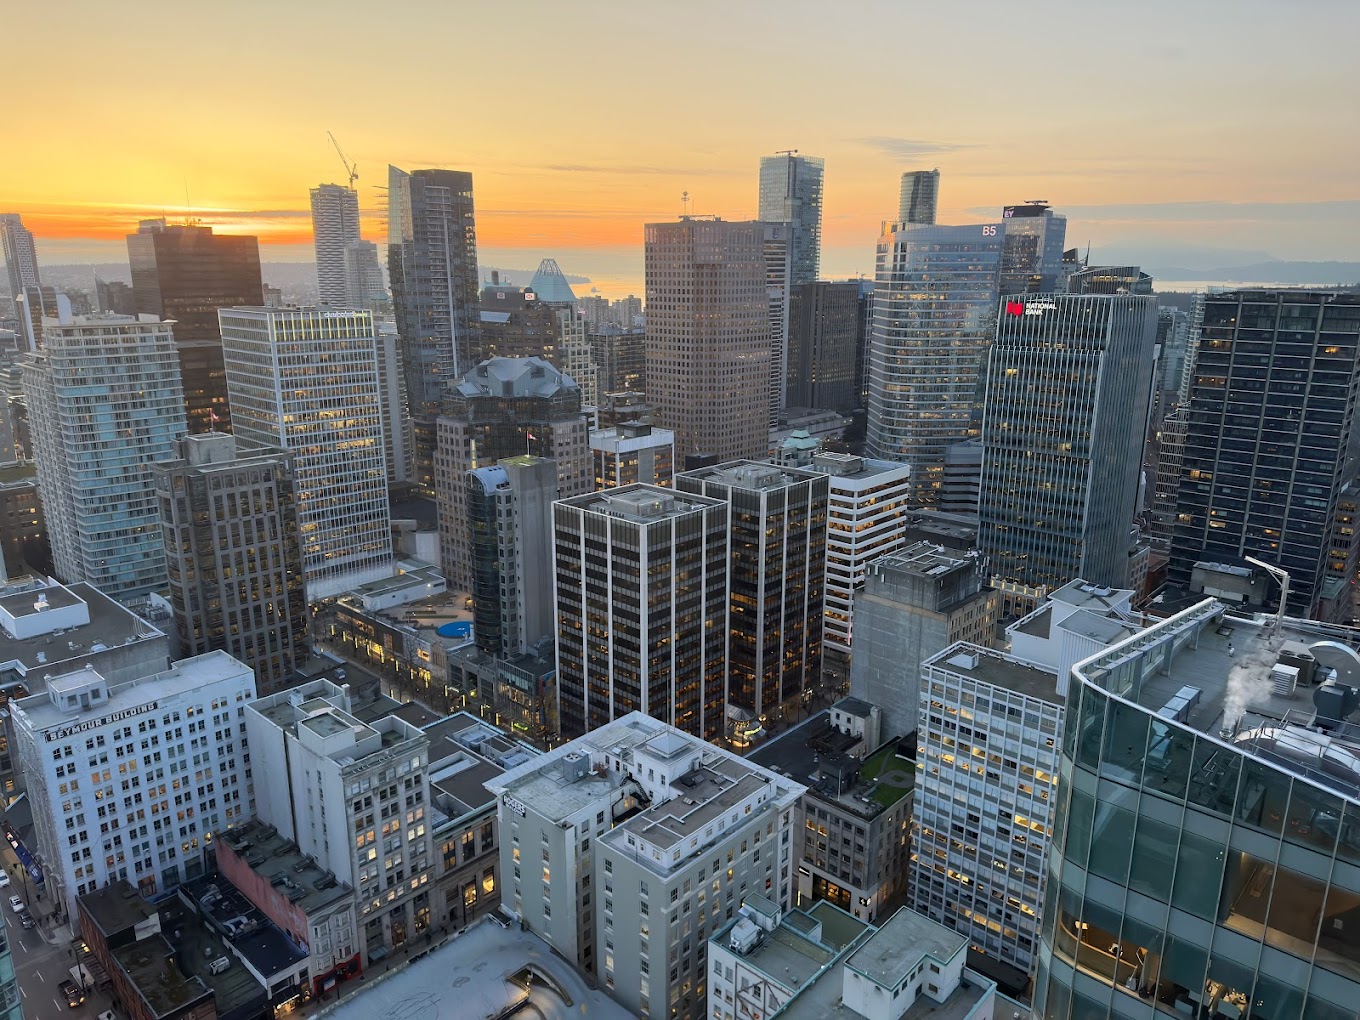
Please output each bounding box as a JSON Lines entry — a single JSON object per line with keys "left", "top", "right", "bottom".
{"left": 209, "top": 957, "right": 231, "bottom": 975}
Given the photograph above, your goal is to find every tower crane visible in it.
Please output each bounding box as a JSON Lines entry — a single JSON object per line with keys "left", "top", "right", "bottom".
{"left": 328, "top": 131, "right": 358, "bottom": 189}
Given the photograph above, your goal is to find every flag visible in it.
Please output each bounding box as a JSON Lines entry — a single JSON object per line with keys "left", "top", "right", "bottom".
{"left": 526, "top": 431, "right": 537, "bottom": 441}
{"left": 210, "top": 408, "right": 220, "bottom": 423}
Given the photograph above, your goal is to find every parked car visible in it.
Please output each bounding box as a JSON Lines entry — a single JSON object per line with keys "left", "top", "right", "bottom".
{"left": 18, "top": 912, "right": 34, "bottom": 929}
{"left": 59, "top": 979, "right": 84, "bottom": 1008}
{"left": 7, "top": 896, "right": 22, "bottom": 913}
{"left": 0, "top": 870, "right": 10, "bottom": 888}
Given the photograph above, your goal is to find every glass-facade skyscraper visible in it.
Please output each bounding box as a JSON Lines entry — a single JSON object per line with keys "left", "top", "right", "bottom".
{"left": 758, "top": 152, "right": 825, "bottom": 285}
{"left": 1168, "top": 290, "right": 1360, "bottom": 621}
{"left": 1000, "top": 203, "right": 1068, "bottom": 295}
{"left": 864, "top": 221, "right": 1003, "bottom": 505}
{"left": 0, "top": 213, "right": 40, "bottom": 307}
{"left": 899, "top": 169, "right": 940, "bottom": 225}
{"left": 979, "top": 293, "right": 1158, "bottom": 592}
{"left": 1036, "top": 599, "right": 1360, "bottom": 1020}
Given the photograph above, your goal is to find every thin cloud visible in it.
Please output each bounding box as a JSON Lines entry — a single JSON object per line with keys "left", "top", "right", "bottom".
{"left": 855, "top": 137, "right": 977, "bottom": 160}
{"left": 546, "top": 163, "right": 735, "bottom": 176}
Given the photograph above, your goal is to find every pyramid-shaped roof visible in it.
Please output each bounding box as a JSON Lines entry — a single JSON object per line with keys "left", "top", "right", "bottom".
{"left": 528, "top": 258, "right": 577, "bottom": 304}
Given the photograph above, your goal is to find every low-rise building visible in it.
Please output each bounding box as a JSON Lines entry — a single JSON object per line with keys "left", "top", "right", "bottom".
{"left": 488, "top": 712, "right": 806, "bottom": 1020}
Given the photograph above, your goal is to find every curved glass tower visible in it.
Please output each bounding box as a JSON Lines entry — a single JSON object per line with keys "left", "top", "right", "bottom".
{"left": 1036, "top": 598, "right": 1360, "bottom": 1020}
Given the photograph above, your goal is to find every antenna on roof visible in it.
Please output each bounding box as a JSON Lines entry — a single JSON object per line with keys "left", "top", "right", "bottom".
{"left": 681, "top": 191, "right": 690, "bottom": 217}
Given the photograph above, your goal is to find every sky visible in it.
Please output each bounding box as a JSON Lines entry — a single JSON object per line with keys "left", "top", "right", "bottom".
{"left": 6, "top": 0, "right": 1358, "bottom": 297}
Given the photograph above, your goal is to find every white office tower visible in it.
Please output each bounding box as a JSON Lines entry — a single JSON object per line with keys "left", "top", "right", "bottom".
{"left": 310, "top": 183, "right": 361, "bottom": 307}
{"left": 9, "top": 650, "right": 256, "bottom": 917}
{"left": 23, "top": 314, "right": 187, "bottom": 598}
{"left": 220, "top": 307, "right": 393, "bottom": 600}
{"left": 488, "top": 712, "right": 806, "bottom": 1020}
{"left": 589, "top": 421, "right": 675, "bottom": 489}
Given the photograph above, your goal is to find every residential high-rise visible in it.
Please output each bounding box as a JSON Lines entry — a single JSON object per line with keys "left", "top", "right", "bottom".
{"left": 23, "top": 315, "right": 186, "bottom": 598}
{"left": 344, "top": 239, "right": 387, "bottom": 315}
{"left": 310, "top": 182, "right": 361, "bottom": 306}
{"left": 0, "top": 214, "right": 40, "bottom": 309}
{"left": 0, "top": 466, "right": 45, "bottom": 578}
{"left": 1169, "top": 290, "right": 1360, "bottom": 620}
{"left": 978, "top": 293, "right": 1158, "bottom": 593}
{"left": 488, "top": 712, "right": 805, "bottom": 1019}
{"left": 676, "top": 460, "right": 828, "bottom": 730}
{"left": 127, "top": 218, "right": 264, "bottom": 434}
{"left": 553, "top": 485, "right": 730, "bottom": 740}
{"left": 435, "top": 356, "right": 591, "bottom": 590}
{"left": 787, "top": 280, "right": 860, "bottom": 413}
{"left": 864, "top": 221, "right": 1003, "bottom": 504}
{"left": 758, "top": 151, "right": 825, "bottom": 285}
{"left": 467, "top": 456, "right": 556, "bottom": 659}
{"left": 590, "top": 421, "right": 675, "bottom": 489}
{"left": 153, "top": 433, "right": 308, "bottom": 695}
{"left": 376, "top": 321, "right": 415, "bottom": 487}
{"left": 998, "top": 203, "right": 1067, "bottom": 295}
{"left": 220, "top": 306, "right": 393, "bottom": 600}
{"left": 644, "top": 219, "right": 770, "bottom": 462}
{"left": 898, "top": 169, "right": 940, "bottom": 225}
{"left": 10, "top": 650, "right": 255, "bottom": 916}
{"left": 1035, "top": 599, "right": 1360, "bottom": 1020}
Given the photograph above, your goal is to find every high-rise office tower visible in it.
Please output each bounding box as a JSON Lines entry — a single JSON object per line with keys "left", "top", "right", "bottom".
{"left": 998, "top": 203, "right": 1068, "bottom": 295}
{"left": 979, "top": 293, "right": 1158, "bottom": 593}
{"left": 553, "top": 485, "right": 730, "bottom": 740}
{"left": 310, "top": 182, "right": 361, "bottom": 306}
{"left": 527, "top": 259, "right": 598, "bottom": 406}
{"left": 676, "top": 460, "right": 829, "bottom": 729}
{"left": 590, "top": 326, "right": 646, "bottom": 394}
{"left": 865, "top": 221, "right": 1004, "bottom": 503}
{"left": 220, "top": 306, "right": 393, "bottom": 600}
{"left": 0, "top": 214, "right": 40, "bottom": 308}
{"left": 1036, "top": 599, "right": 1360, "bottom": 1020}
{"left": 477, "top": 279, "right": 561, "bottom": 362}
{"left": 376, "top": 321, "right": 415, "bottom": 487}
{"left": 467, "top": 455, "right": 556, "bottom": 659}
{"left": 590, "top": 421, "right": 675, "bottom": 489}
{"left": 153, "top": 433, "right": 308, "bottom": 695}
{"left": 644, "top": 219, "right": 770, "bottom": 461}
{"left": 763, "top": 222, "right": 793, "bottom": 428}
{"left": 787, "top": 280, "right": 860, "bottom": 413}
{"left": 1169, "top": 290, "right": 1360, "bottom": 621}
{"left": 1067, "top": 264, "right": 1154, "bottom": 295}
{"left": 435, "top": 357, "right": 591, "bottom": 590}
{"left": 758, "top": 151, "right": 824, "bottom": 285}
{"left": 127, "top": 219, "right": 264, "bottom": 434}
{"left": 898, "top": 169, "right": 940, "bottom": 225}
{"left": 23, "top": 314, "right": 186, "bottom": 598}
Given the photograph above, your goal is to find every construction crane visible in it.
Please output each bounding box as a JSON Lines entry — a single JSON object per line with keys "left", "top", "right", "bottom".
{"left": 328, "top": 131, "right": 358, "bottom": 189}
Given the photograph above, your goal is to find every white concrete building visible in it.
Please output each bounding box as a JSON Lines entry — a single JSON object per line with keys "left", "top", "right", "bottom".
{"left": 488, "top": 712, "right": 806, "bottom": 1020}
{"left": 9, "top": 649, "right": 256, "bottom": 917}
{"left": 310, "top": 183, "right": 360, "bottom": 308}
{"left": 244, "top": 679, "right": 435, "bottom": 954}
{"left": 589, "top": 421, "right": 675, "bottom": 489}
{"left": 220, "top": 306, "right": 394, "bottom": 600}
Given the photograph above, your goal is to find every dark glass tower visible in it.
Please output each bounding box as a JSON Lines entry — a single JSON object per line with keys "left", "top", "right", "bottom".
{"left": 127, "top": 219, "right": 264, "bottom": 434}
{"left": 787, "top": 280, "right": 860, "bottom": 413}
{"left": 999, "top": 203, "right": 1067, "bottom": 295}
{"left": 1168, "top": 290, "right": 1360, "bottom": 620}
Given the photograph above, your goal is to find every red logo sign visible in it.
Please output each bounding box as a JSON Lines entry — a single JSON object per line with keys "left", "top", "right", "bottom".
{"left": 1006, "top": 301, "right": 1025, "bottom": 316}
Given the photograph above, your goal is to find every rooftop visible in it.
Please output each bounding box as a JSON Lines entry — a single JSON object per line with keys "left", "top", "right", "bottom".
{"left": 452, "top": 356, "right": 578, "bottom": 400}
{"left": 322, "top": 917, "right": 634, "bottom": 1020}
{"left": 614, "top": 757, "right": 770, "bottom": 851}
{"left": 678, "top": 459, "right": 820, "bottom": 492}
{"left": 749, "top": 712, "right": 912, "bottom": 816}
{"left": 79, "top": 879, "right": 159, "bottom": 938}
{"left": 219, "top": 817, "right": 353, "bottom": 915}
{"left": 845, "top": 907, "right": 967, "bottom": 990}
{"left": 716, "top": 912, "right": 840, "bottom": 991}
{"left": 924, "top": 644, "right": 1060, "bottom": 705}
{"left": 0, "top": 580, "right": 166, "bottom": 677}
{"left": 558, "top": 483, "right": 725, "bottom": 523}
{"left": 880, "top": 542, "right": 982, "bottom": 580}
{"left": 1049, "top": 578, "right": 1136, "bottom": 613}
{"left": 111, "top": 937, "right": 214, "bottom": 1020}
{"left": 781, "top": 968, "right": 994, "bottom": 1020}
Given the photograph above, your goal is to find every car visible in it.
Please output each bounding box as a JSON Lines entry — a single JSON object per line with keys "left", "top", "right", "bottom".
{"left": 59, "top": 979, "right": 84, "bottom": 1008}
{"left": 18, "top": 912, "right": 34, "bottom": 929}
{"left": 0, "top": 870, "right": 10, "bottom": 888}
{"left": 77, "top": 939, "right": 91, "bottom": 956}
{"left": 7, "top": 896, "right": 22, "bottom": 913}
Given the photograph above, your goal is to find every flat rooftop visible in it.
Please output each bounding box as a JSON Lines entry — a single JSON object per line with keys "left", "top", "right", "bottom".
{"left": 559, "top": 483, "right": 724, "bottom": 523}
{"left": 1049, "top": 578, "right": 1135, "bottom": 613}
{"left": 430, "top": 752, "right": 504, "bottom": 820}
{"left": 111, "top": 936, "right": 214, "bottom": 1019}
{"left": 679, "top": 459, "right": 819, "bottom": 492}
{"left": 0, "top": 580, "right": 165, "bottom": 675}
{"left": 845, "top": 907, "right": 967, "bottom": 989}
{"left": 422, "top": 712, "right": 539, "bottom": 771}
{"left": 322, "top": 917, "right": 634, "bottom": 1020}
{"left": 80, "top": 880, "right": 159, "bottom": 938}
{"left": 781, "top": 968, "right": 994, "bottom": 1020}
{"left": 925, "top": 644, "right": 1060, "bottom": 704}
{"left": 882, "top": 541, "right": 979, "bottom": 579}
{"left": 613, "top": 756, "right": 768, "bottom": 851}
{"left": 714, "top": 913, "right": 839, "bottom": 991}
{"left": 221, "top": 817, "right": 353, "bottom": 915}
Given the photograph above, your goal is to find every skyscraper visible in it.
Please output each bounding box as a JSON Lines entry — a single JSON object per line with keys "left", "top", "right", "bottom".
{"left": 1169, "top": 290, "right": 1360, "bottom": 620}
{"left": 343, "top": 239, "right": 387, "bottom": 315}
{"left": 764, "top": 222, "right": 793, "bottom": 428}
{"left": 310, "top": 182, "right": 361, "bottom": 306}
{"left": 787, "top": 280, "right": 860, "bottom": 413}
{"left": 644, "top": 218, "right": 770, "bottom": 461}
{"left": 998, "top": 203, "right": 1067, "bottom": 295}
{"left": 758, "top": 151, "right": 825, "bottom": 284}
{"left": 0, "top": 213, "right": 40, "bottom": 307}
{"left": 153, "top": 432, "right": 308, "bottom": 695}
{"left": 898, "top": 169, "right": 940, "bottom": 225}
{"left": 978, "top": 293, "right": 1158, "bottom": 593}
{"left": 435, "top": 357, "right": 591, "bottom": 590}
{"left": 553, "top": 486, "right": 730, "bottom": 740}
{"left": 676, "top": 460, "right": 829, "bottom": 730}
{"left": 220, "top": 306, "right": 393, "bottom": 600}
{"left": 23, "top": 314, "right": 187, "bottom": 598}
{"left": 864, "top": 221, "right": 1004, "bottom": 504}
{"left": 127, "top": 218, "right": 264, "bottom": 434}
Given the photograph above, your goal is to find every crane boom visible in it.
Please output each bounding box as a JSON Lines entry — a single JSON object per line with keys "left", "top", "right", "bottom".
{"left": 327, "top": 131, "right": 358, "bottom": 189}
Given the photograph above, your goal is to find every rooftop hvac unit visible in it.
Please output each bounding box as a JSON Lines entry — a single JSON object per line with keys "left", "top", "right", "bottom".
{"left": 1272, "top": 664, "right": 1300, "bottom": 697}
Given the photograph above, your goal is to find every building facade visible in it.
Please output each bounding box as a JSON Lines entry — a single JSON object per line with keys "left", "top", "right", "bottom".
{"left": 23, "top": 315, "right": 187, "bottom": 598}
{"left": 979, "top": 293, "right": 1158, "bottom": 594}
{"left": 153, "top": 433, "right": 308, "bottom": 695}
{"left": 999, "top": 203, "right": 1068, "bottom": 296}
{"left": 590, "top": 422, "right": 675, "bottom": 489}
{"left": 220, "top": 306, "right": 393, "bottom": 601}
{"left": 0, "top": 214, "right": 40, "bottom": 309}
{"left": 1168, "top": 290, "right": 1360, "bottom": 620}
{"left": 553, "top": 486, "right": 730, "bottom": 740}
{"left": 9, "top": 650, "right": 256, "bottom": 917}
{"left": 787, "top": 281, "right": 860, "bottom": 414}
{"left": 864, "top": 222, "right": 1003, "bottom": 504}
{"left": 0, "top": 466, "right": 45, "bottom": 579}
{"left": 899, "top": 169, "right": 941, "bottom": 226}
{"left": 127, "top": 218, "right": 264, "bottom": 434}
{"left": 758, "top": 152, "right": 824, "bottom": 286}
{"left": 310, "top": 183, "right": 361, "bottom": 308}
{"left": 644, "top": 219, "right": 770, "bottom": 463}
{"left": 435, "top": 357, "right": 591, "bottom": 590}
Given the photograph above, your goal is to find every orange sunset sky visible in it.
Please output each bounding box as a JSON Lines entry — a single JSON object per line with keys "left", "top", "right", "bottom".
{"left": 5, "top": 0, "right": 1357, "bottom": 296}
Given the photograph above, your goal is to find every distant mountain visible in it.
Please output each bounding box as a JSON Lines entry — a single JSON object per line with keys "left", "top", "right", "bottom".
{"left": 1146, "top": 261, "right": 1360, "bottom": 285}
